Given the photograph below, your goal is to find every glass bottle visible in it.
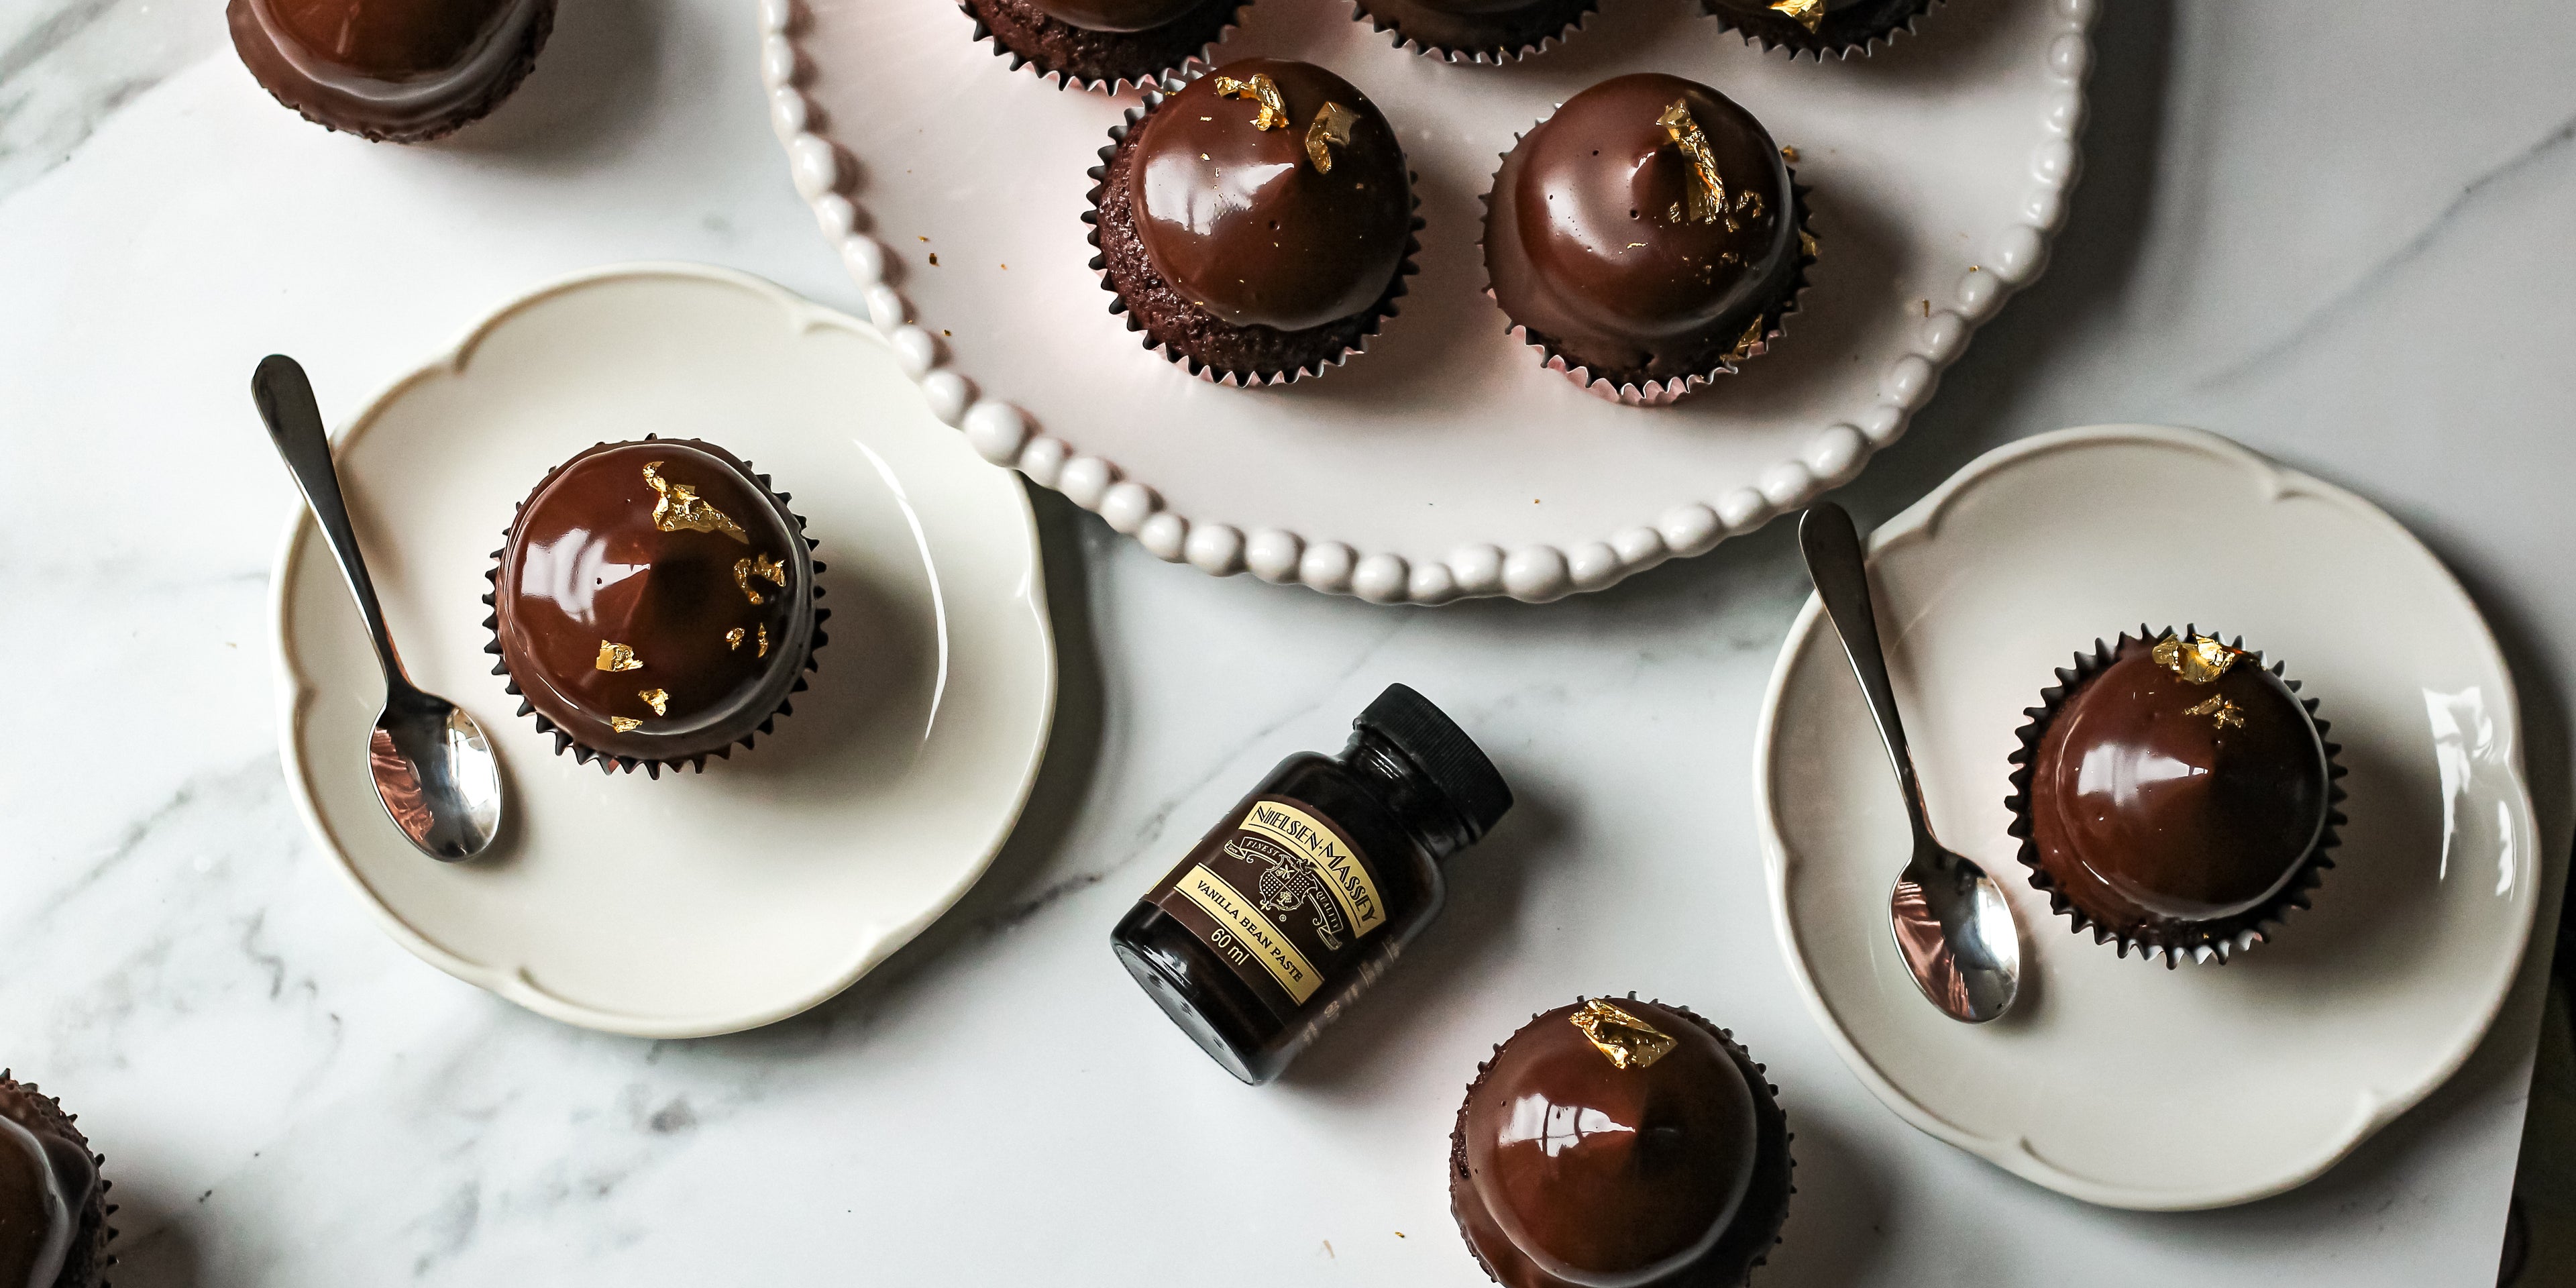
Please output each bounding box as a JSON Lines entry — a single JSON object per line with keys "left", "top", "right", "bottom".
{"left": 1112, "top": 684, "right": 1512, "bottom": 1084}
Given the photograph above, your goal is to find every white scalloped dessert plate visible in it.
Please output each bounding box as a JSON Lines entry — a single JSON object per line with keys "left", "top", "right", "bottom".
{"left": 1756, "top": 424, "right": 2541, "bottom": 1210}
{"left": 270, "top": 264, "right": 1055, "bottom": 1038}
{"left": 762, "top": 0, "right": 2094, "bottom": 602}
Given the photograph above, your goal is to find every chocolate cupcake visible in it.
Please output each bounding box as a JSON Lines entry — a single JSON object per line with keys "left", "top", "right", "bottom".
{"left": 1347, "top": 0, "right": 1599, "bottom": 64}
{"left": 0, "top": 1074, "right": 111, "bottom": 1288}
{"left": 2006, "top": 628, "right": 2345, "bottom": 966}
{"left": 228, "top": 0, "right": 555, "bottom": 143}
{"left": 961, "top": 0, "right": 1245, "bottom": 93}
{"left": 1087, "top": 59, "right": 1421, "bottom": 386}
{"left": 1451, "top": 998, "right": 1792, "bottom": 1288}
{"left": 484, "top": 438, "right": 826, "bottom": 777}
{"left": 1701, "top": 0, "right": 1937, "bottom": 60}
{"left": 1484, "top": 73, "right": 1813, "bottom": 405}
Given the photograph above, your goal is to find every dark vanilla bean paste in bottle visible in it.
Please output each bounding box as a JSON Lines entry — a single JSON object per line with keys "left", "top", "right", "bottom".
{"left": 1112, "top": 684, "right": 1513, "bottom": 1084}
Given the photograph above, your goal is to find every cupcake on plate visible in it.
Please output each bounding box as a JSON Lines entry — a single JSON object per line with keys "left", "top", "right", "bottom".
{"left": 228, "top": 0, "right": 556, "bottom": 143}
{"left": 1451, "top": 998, "right": 1792, "bottom": 1288}
{"left": 484, "top": 438, "right": 827, "bottom": 777}
{"left": 1484, "top": 72, "right": 1813, "bottom": 405}
{"left": 1347, "top": 0, "right": 1599, "bottom": 64}
{"left": 0, "top": 1073, "right": 111, "bottom": 1288}
{"left": 961, "top": 0, "right": 1246, "bottom": 93}
{"left": 2006, "top": 627, "right": 2345, "bottom": 966}
{"left": 1701, "top": 0, "right": 1938, "bottom": 60}
{"left": 1087, "top": 59, "right": 1420, "bottom": 386}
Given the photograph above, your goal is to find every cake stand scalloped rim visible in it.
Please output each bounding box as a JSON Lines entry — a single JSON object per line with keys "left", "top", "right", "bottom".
{"left": 758, "top": 0, "right": 2098, "bottom": 604}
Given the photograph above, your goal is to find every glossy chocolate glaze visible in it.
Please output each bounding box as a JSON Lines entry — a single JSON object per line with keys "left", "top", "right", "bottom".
{"left": 1708, "top": 0, "right": 1880, "bottom": 15}
{"left": 964, "top": 0, "right": 1238, "bottom": 91}
{"left": 2030, "top": 639, "right": 2330, "bottom": 930}
{"left": 1408, "top": 0, "right": 1561, "bottom": 14}
{"left": 0, "top": 1083, "right": 99, "bottom": 1288}
{"left": 1453, "top": 1001, "right": 1790, "bottom": 1288}
{"left": 1485, "top": 73, "right": 1800, "bottom": 384}
{"left": 1351, "top": 0, "right": 1597, "bottom": 60}
{"left": 493, "top": 441, "right": 815, "bottom": 769}
{"left": 228, "top": 0, "right": 552, "bottom": 142}
{"left": 1701, "top": 0, "right": 1933, "bottom": 56}
{"left": 1128, "top": 60, "right": 1412, "bottom": 332}
{"left": 1030, "top": 0, "right": 1205, "bottom": 32}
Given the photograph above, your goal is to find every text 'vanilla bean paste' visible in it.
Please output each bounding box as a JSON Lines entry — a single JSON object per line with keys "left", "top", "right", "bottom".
{"left": 1112, "top": 684, "right": 1513, "bottom": 1083}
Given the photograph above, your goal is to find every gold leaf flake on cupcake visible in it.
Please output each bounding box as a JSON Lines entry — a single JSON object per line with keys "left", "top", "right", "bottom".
{"left": 1484, "top": 73, "right": 1814, "bottom": 405}
{"left": 1702, "top": 0, "right": 1941, "bottom": 60}
{"left": 1085, "top": 60, "right": 1421, "bottom": 387}
{"left": 484, "top": 437, "right": 829, "bottom": 777}
{"left": 2007, "top": 626, "right": 2345, "bottom": 965}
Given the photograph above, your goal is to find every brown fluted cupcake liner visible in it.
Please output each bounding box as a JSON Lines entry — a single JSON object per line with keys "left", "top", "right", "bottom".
{"left": 2004, "top": 626, "right": 2347, "bottom": 967}
{"left": 1483, "top": 170, "right": 1815, "bottom": 407}
{"left": 959, "top": 0, "right": 1247, "bottom": 95}
{"left": 1084, "top": 77, "right": 1423, "bottom": 388}
{"left": 1703, "top": 0, "right": 1939, "bottom": 61}
{"left": 481, "top": 437, "right": 829, "bottom": 780}
{"left": 1448, "top": 997, "right": 1793, "bottom": 1287}
{"left": 1347, "top": 0, "right": 1600, "bottom": 65}
{"left": 0, "top": 1073, "right": 115, "bottom": 1288}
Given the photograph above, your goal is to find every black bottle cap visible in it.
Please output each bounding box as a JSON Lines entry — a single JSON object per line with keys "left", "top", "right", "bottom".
{"left": 1356, "top": 684, "right": 1513, "bottom": 840}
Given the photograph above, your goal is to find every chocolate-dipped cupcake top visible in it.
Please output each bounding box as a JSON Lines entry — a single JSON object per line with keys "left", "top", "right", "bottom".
{"left": 1130, "top": 60, "right": 1413, "bottom": 333}
{"left": 0, "top": 1081, "right": 101, "bottom": 1288}
{"left": 1348, "top": 0, "right": 1601, "bottom": 66}
{"left": 229, "top": 0, "right": 552, "bottom": 141}
{"left": 492, "top": 441, "right": 816, "bottom": 771}
{"left": 1411, "top": 0, "right": 1566, "bottom": 12}
{"left": 1458, "top": 1000, "right": 1763, "bottom": 1288}
{"left": 1701, "top": 0, "right": 1934, "bottom": 57}
{"left": 1030, "top": 0, "right": 1203, "bottom": 30}
{"left": 1487, "top": 72, "right": 1803, "bottom": 382}
{"left": 2029, "top": 633, "right": 2331, "bottom": 927}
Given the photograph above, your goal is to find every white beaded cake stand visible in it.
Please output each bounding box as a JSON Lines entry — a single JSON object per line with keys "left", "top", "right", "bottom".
{"left": 764, "top": 0, "right": 2096, "bottom": 602}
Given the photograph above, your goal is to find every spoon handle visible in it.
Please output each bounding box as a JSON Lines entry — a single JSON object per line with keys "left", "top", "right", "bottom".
{"left": 252, "top": 355, "right": 408, "bottom": 692}
{"left": 1798, "top": 503, "right": 1933, "bottom": 843}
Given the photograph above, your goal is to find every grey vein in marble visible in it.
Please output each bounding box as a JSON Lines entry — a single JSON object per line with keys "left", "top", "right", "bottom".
{"left": 983, "top": 612, "right": 1417, "bottom": 934}
{"left": 0, "top": 0, "right": 223, "bottom": 203}
{"left": 2198, "top": 107, "right": 2576, "bottom": 391}
{"left": 5, "top": 755, "right": 280, "bottom": 947}
{"left": 3, "top": 1, "right": 2571, "bottom": 1284}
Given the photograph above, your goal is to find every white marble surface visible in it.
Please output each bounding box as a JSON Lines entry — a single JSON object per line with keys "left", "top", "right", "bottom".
{"left": 0, "top": 1, "right": 2570, "bottom": 1284}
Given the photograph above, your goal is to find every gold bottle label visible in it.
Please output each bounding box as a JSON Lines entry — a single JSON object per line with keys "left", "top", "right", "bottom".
{"left": 1236, "top": 799, "right": 1388, "bottom": 941}
{"left": 1169, "top": 864, "right": 1322, "bottom": 1004}
{"left": 1144, "top": 794, "right": 1391, "bottom": 1020}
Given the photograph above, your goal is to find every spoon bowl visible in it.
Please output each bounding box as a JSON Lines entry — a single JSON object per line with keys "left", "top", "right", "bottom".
{"left": 368, "top": 688, "right": 503, "bottom": 861}
{"left": 1799, "top": 503, "right": 2021, "bottom": 1024}
{"left": 254, "top": 354, "right": 504, "bottom": 862}
{"left": 1889, "top": 839, "right": 2021, "bottom": 1024}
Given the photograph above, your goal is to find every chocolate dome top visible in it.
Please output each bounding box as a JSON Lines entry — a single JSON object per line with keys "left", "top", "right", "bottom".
{"left": 1486, "top": 72, "right": 1797, "bottom": 380}
{"left": 2031, "top": 635, "right": 2330, "bottom": 925}
{"left": 494, "top": 441, "right": 813, "bottom": 766}
{"left": 1128, "top": 60, "right": 1412, "bottom": 332}
{"left": 229, "top": 0, "right": 551, "bottom": 142}
{"left": 255, "top": 0, "right": 527, "bottom": 80}
{"left": 1705, "top": 0, "right": 1879, "bottom": 21}
{"left": 1408, "top": 0, "right": 1557, "bottom": 14}
{"left": 1030, "top": 0, "right": 1205, "bottom": 32}
{"left": 1703, "top": 0, "right": 1931, "bottom": 54}
{"left": 1460, "top": 1000, "right": 1758, "bottom": 1287}
{"left": 0, "top": 1085, "right": 97, "bottom": 1288}
{"left": 0, "top": 1119, "right": 89, "bottom": 1288}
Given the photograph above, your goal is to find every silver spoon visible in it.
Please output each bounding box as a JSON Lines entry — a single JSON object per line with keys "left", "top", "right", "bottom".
{"left": 1798, "top": 503, "right": 2019, "bottom": 1023}
{"left": 253, "top": 355, "right": 502, "bottom": 862}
